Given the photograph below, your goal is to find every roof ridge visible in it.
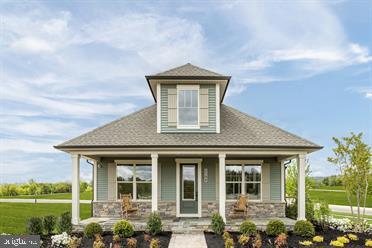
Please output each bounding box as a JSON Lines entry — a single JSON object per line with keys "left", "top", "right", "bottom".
{"left": 55, "top": 105, "right": 156, "bottom": 147}
{"left": 222, "top": 104, "right": 321, "bottom": 148}
{"left": 153, "top": 63, "right": 224, "bottom": 77}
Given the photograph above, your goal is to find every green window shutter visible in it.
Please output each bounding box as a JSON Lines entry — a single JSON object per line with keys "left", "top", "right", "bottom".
{"left": 107, "top": 163, "right": 116, "bottom": 201}
{"left": 200, "top": 88, "right": 209, "bottom": 126}
{"left": 167, "top": 88, "right": 177, "bottom": 127}
{"left": 261, "top": 163, "right": 270, "bottom": 201}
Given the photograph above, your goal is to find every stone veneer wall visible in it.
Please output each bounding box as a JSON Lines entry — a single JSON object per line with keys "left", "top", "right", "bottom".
{"left": 158, "top": 201, "right": 176, "bottom": 219}
{"left": 93, "top": 201, "right": 152, "bottom": 220}
{"left": 226, "top": 201, "right": 285, "bottom": 220}
{"left": 202, "top": 201, "right": 219, "bottom": 217}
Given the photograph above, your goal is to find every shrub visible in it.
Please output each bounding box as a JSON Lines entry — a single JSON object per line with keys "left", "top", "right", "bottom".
{"left": 293, "top": 220, "right": 315, "bottom": 237}
{"left": 266, "top": 220, "right": 286, "bottom": 236}
{"left": 274, "top": 233, "right": 287, "bottom": 248}
{"left": 146, "top": 212, "right": 162, "bottom": 235}
{"left": 113, "top": 220, "right": 134, "bottom": 238}
{"left": 27, "top": 217, "right": 43, "bottom": 235}
{"left": 313, "top": 235, "right": 324, "bottom": 242}
{"left": 347, "top": 233, "right": 358, "bottom": 241}
{"left": 366, "top": 239, "right": 372, "bottom": 247}
{"left": 222, "top": 231, "right": 230, "bottom": 240}
{"left": 285, "top": 200, "right": 314, "bottom": 221}
{"left": 126, "top": 237, "right": 137, "bottom": 248}
{"left": 43, "top": 215, "right": 57, "bottom": 235}
{"left": 211, "top": 213, "right": 225, "bottom": 235}
{"left": 336, "top": 236, "right": 349, "bottom": 244}
{"left": 299, "top": 240, "right": 313, "bottom": 246}
{"left": 253, "top": 233, "right": 262, "bottom": 248}
{"left": 238, "top": 234, "right": 249, "bottom": 246}
{"left": 68, "top": 236, "right": 81, "bottom": 248}
{"left": 84, "top": 222, "right": 103, "bottom": 238}
{"left": 58, "top": 212, "right": 72, "bottom": 234}
{"left": 240, "top": 220, "right": 257, "bottom": 235}
{"left": 51, "top": 232, "right": 70, "bottom": 247}
{"left": 149, "top": 238, "right": 160, "bottom": 248}
{"left": 330, "top": 240, "right": 344, "bottom": 247}
{"left": 93, "top": 234, "right": 105, "bottom": 248}
{"left": 225, "top": 237, "right": 234, "bottom": 248}
{"left": 143, "top": 234, "right": 151, "bottom": 242}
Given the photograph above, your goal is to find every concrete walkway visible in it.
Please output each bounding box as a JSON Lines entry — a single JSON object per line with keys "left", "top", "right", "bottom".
{"left": 330, "top": 204, "right": 372, "bottom": 216}
{"left": 0, "top": 199, "right": 91, "bottom": 204}
{"left": 168, "top": 233, "right": 207, "bottom": 248}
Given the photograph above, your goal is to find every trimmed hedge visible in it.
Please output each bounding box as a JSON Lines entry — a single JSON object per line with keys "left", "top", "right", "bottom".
{"left": 84, "top": 222, "right": 103, "bottom": 238}
{"left": 293, "top": 220, "right": 315, "bottom": 237}
{"left": 266, "top": 220, "right": 286, "bottom": 236}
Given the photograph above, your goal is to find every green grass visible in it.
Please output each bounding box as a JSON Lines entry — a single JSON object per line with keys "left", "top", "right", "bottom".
{"left": 0, "top": 191, "right": 93, "bottom": 200}
{"left": 309, "top": 190, "right": 372, "bottom": 207}
{"left": 0, "top": 203, "right": 91, "bottom": 234}
{"left": 312, "top": 185, "right": 345, "bottom": 190}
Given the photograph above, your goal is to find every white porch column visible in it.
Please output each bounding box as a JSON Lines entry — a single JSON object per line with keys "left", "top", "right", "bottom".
{"left": 71, "top": 154, "right": 80, "bottom": 225}
{"left": 151, "top": 153, "right": 158, "bottom": 212}
{"left": 280, "top": 160, "right": 285, "bottom": 202}
{"left": 297, "top": 153, "right": 306, "bottom": 220}
{"left": 93, "top": 160, "right": 98, "bottom": 202}
{"left": 219, "top": 153, "right": 226, "bottom": 222}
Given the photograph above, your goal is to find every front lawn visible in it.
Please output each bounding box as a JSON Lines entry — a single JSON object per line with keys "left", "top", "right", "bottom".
{"left": 309, "top": 190, "right": 372, "bottom": 207}
{"left": 0, "top": 191, "right": 93, "bottom": 200}
{"left": 0, "top": 203, "right": 91, "bottom": 234}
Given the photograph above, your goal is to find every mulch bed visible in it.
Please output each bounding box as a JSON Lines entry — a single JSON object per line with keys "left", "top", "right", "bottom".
{"left": 41, "top": 231, "right": 172, "bottom": 248}
{"left": 204, "top": 229, "right": 370, "bottom": 247}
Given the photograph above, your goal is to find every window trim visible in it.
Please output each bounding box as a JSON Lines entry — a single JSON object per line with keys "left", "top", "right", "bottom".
{"left": 177, "top": 85, "right": 200, "bottom": 129}
{"left": 115, "top": 160, "right": 152, "bottom": 202}
{"left": 225, "top": 160, "right": 263, "bottom": 202}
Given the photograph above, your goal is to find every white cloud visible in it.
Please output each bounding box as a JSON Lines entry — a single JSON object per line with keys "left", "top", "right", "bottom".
{"left": 10, "top": 37, "right": 54, "bottom": 53}
{"left": 0, "top": 138, "right": 57, "bottom": 153}
{"left": 348, "top": 86, "right": 372, "bottom": 100}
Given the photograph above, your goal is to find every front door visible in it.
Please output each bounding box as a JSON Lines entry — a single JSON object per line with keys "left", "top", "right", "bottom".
{"left": 180, "top": 163, "right": 198, "bottom": 214}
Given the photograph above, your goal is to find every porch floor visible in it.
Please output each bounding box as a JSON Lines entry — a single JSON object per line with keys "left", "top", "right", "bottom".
{"left": 76, "top": 217, "right": 296, "bottom": 234}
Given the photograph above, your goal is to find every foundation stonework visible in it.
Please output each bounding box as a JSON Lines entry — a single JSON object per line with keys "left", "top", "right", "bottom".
{"left": 158, "top": 201, "right": 176, "bottom": 219}
{"left": 93, "top": 201, "right": 152, "bottom": 220}
{"left": 202, "top": 201, "right": 219, "bottom": 217}
{"left": 226, "top": 201, "right": 285, "bottom": 220}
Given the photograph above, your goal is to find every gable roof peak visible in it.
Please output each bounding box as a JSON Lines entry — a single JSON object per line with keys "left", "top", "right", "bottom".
{"left": 150, "top": 63, "right": 228, "bottom": 77}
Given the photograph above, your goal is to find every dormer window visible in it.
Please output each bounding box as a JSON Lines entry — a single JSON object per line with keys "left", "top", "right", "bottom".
{"left": 177, "top": 85, "right": 199, "bottom": 128}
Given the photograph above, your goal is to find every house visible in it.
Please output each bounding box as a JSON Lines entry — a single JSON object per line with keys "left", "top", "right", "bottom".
{"left": 55, "top": 63, "right": 322, "bottom": 226}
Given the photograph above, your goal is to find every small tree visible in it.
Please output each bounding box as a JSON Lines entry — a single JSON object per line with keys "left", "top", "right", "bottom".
{"left": 328, "top": 132, "right": 371, "bottom": 231}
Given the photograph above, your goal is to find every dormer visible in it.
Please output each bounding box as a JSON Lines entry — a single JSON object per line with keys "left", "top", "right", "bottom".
{"left": 146, "top": 63, "right": 231, "bottom": 133}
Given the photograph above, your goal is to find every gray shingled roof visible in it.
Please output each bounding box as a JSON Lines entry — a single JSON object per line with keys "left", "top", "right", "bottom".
{"left": 152, "top": 63, "right": 225, "bottom": 77}
{"left": 56, "top": 105, "right": 321, "bottom": 149}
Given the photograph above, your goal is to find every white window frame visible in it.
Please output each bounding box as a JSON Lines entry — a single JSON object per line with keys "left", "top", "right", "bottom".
{"left": 181, "top": 164, "right": 196, "bottom": 201}
{"left": 115, "top": 160, "right": 152, "bottom": 202}
{"left": 225, "top": 160, "right": 263, "bottom": 202}
{"left": 177, "top": 85, "right": 200, "bottom": 129}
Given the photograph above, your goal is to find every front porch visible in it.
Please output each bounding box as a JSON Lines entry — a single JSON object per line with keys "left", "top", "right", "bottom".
{"left": 76, "top": 217, "right": 296, "bottom": 234}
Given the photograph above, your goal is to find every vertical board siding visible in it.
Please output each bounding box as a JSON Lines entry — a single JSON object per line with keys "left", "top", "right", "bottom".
{"left": 160, "top": 84, "right": 217, "bottom": 133}
{"left": 160, "top": 158, "right": 176, "bottom": 200}
{"left": 97, "top": 163, "right": 108, "bottom": 201}
{"left": 270, "top": 163, "right": 282, "bottom": 201}
{"left": 202, "top": 158, "right": 217, "bottom": 201}
{"left": 261, "top": 163, "right": 271, "bottom": 201}
{"left": 107, "top": 163, "right": 116, "bottom": 201}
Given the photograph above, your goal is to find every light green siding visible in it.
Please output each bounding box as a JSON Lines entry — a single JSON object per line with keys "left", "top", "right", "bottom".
{"left": 97, "top": 163, "right": 108, "bottom": 201}
{"left": 160, "top": 158, "right": 176, "bottom": 201}
{"left": 270, "top": 163, "right": 281, "bottom": 201}
{"left": 202, "top": 158, "right": 217, "bottom": 201}
{"left": 160, "top": 84, "right": 217, "bottom": 133}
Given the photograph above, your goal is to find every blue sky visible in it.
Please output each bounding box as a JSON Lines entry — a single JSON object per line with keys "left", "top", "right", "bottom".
{"left": 1, "top": 1, "right": 371, "bottom": 183}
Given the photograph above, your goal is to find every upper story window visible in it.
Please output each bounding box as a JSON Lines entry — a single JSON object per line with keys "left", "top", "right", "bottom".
{"left": 177, "top": 85, "right": 199, "bottom": 128}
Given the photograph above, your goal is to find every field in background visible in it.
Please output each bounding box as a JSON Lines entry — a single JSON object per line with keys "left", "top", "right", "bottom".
{"left": 0, "top": 191, "right": 92, "bottom": 200}
{"left": 309, "top": 187, "right": 372, "bottom": 207}
{"left": 0, "top": 203, "right": 91, "bottom": 234}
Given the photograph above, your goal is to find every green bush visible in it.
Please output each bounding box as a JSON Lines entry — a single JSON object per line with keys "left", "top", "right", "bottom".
{"left": 266, "top": 220, "right": 286, "bottom": 236}
{"left": 58, "top": 212, "right": 72, "bottom": 234}
{"left": 43, "top": 215, "right": 57, "bottom": 234}
{"left": 293, "top": 220, "right": 315, "bottom": 237}
{"left": 146, "top": 212, "right": 163, "bottom": 235}
{"left": 285, "top": 200, "right": 315, "bottom": 221}
{"left": 211, "top": 213, "right": 225, "bottom": 235}
{"left": 27, "top": 217, "right": 43, "bottom": 235}
{"left": 239, "top": 220, "right": 257, "bottom": 235}
{"left": 113, "top": 220, "right": 134, "bottom": 238}
{"left": 84, "top": 222, "right": 103, "bottom": 238}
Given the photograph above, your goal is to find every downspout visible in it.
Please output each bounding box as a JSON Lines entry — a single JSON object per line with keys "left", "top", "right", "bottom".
{"left": 86, "top": 160, "right": 94, "bottom": 218}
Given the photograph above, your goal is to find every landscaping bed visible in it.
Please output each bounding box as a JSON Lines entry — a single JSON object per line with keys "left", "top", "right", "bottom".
{"left": 204, "top": 229, "right": 369, "bottom": 247}
{"left": 41, "top": 231, "right": 172, "bottom": 247}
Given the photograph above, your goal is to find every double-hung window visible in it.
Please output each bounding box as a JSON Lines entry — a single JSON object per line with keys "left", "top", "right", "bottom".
{"left": 178, "top": 85, "right": 199, "bottom": 127}
{"left": 117, "top": 162, "right": 152, "bottom": 200}
{"left": 226, "top": 161, "right": 262, "bottom": 200}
